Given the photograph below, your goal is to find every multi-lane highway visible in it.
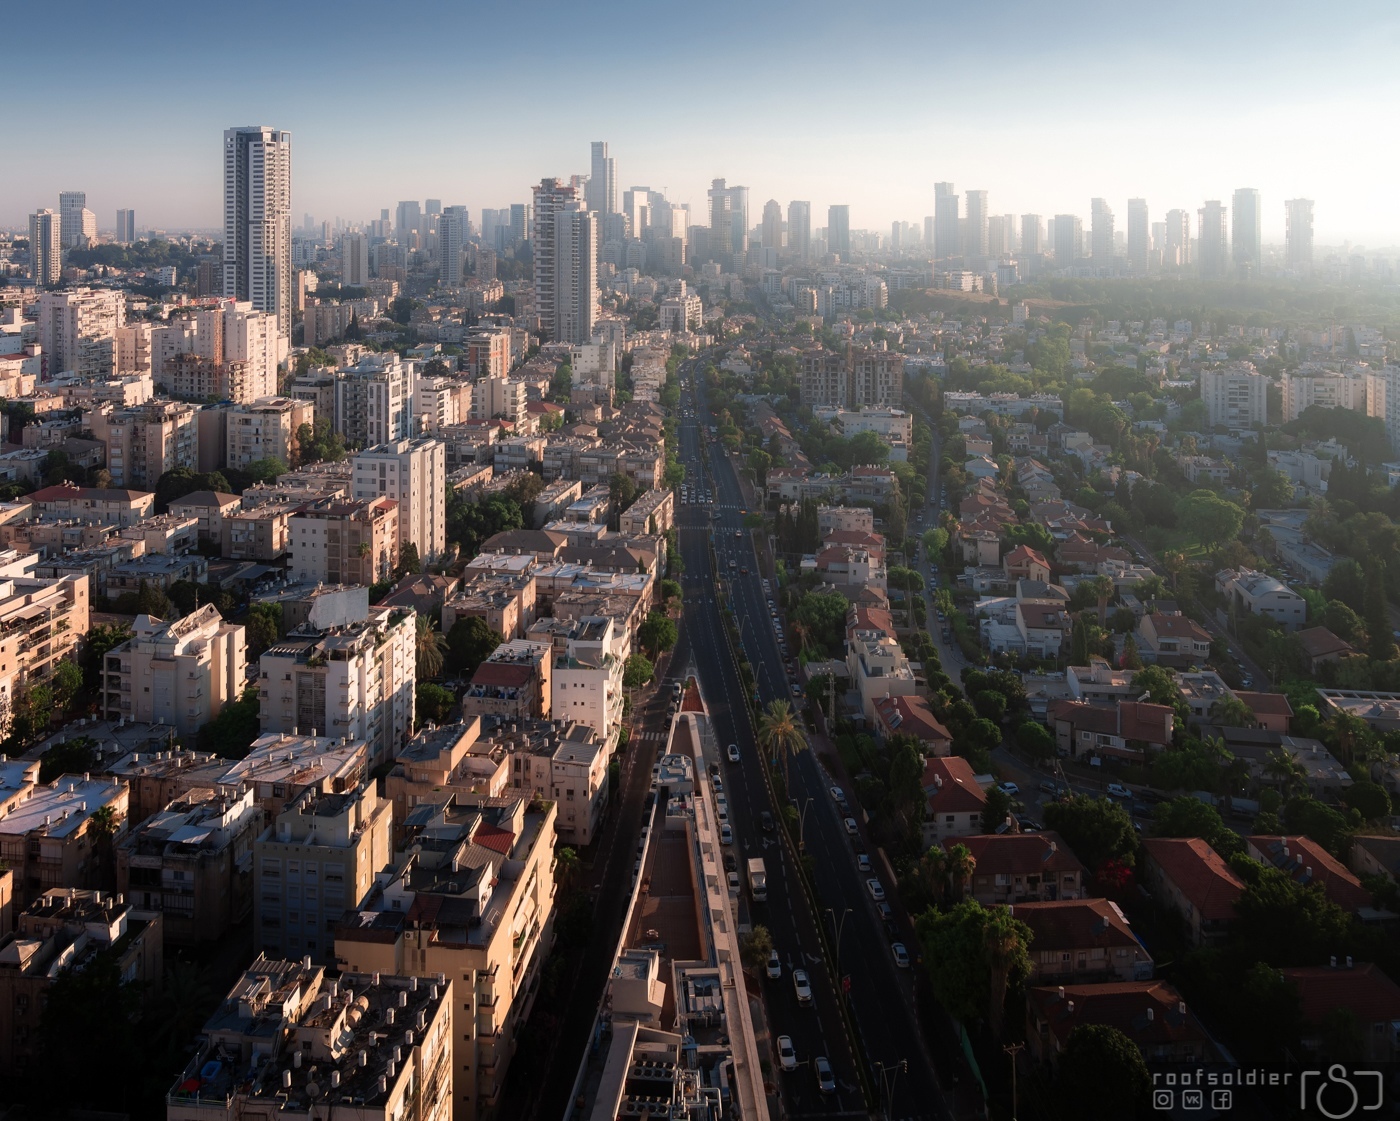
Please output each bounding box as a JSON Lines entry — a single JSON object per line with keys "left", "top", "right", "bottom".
{"left": 672, "top": 358, "right": 957, "bottom": 1121}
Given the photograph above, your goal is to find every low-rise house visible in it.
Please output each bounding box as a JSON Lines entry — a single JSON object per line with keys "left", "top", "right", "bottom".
{"left": 1015, "top": 602, "right": 1069, "bottom": 658}
{"left": 25, "top": 483, "right": 155, "bottom": 527}
{"left": 1234, "top": 690, "right": 1293, "bottom": 732}
{"left": 1003, "top": 545, "right": 1050, "bottom": 584}
{"left": 1140, "top": 837, "right": 1244, "bottom": 946}
{"left": 1216, "top": 567, "right": 1307, "bottom": 631}
{"left": 1281, "top": 962, "right": 1400, "bottom": 1063}
{"left": 872, "top": 694, "right": 952, "bottom": 756}
{"left": 961, "top": 832, "right": 1087, "bottom": 905}
{"left": 1295, "top": 626, "right": 1356, "bottom": 673}
{"left": 1175, "top": 670, "right": 1236, "bottom": 723}
{"left": 1247, "top": 835, "right": 1376, "bottom": 915}
{"left": 1046, "top": 698, "right": 1175, "bottom": 761}
{"left": 1067, "top": 658, "right": 1137, "bottom": 704}
{"left": 921, "top": 755, "right": 988, "bottom": 847}
{"left": 1136, "top": 613, "right": 1213, "bottom": 667}
{"left": 1350, "top": 835, "right": 1400, "bottom": 887}
{"left": 1026, "top": 981, "right": 1211, "bottom": 1067}
{"left": 1011, "top": 898, "right": 1153, "bottom": 983}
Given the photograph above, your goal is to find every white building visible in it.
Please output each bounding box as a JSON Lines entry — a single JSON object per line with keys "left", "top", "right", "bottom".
{"left": 335, "top": 353, "right": 413, "bottom": 447}
{"left": 1199, "top": 365, "right": 1268, "bottom": 430}
{"left": 439, "top": 205, "right": 468, "bottom": 288}
{"left": 36, "top": 288, "right": 126, "bottom": 378}
{"left": 551, "top": 616, "right": 626, "bottom": 744}
{"left": 1215, "top": 568, "right": 1308, "bottom": 632}
{"left": 151, "top": 300, "right": 284, "bottom": 402}
{"left": 101, "top": 605, "right": 247, "bottom": 737}
{"left": 28, "top": 210, "right": 62, "bottom": 289}
{"left": 223, "top": 125, "right": 293, "bottom": 336}
{"left": 553, "top": 205, "right": 598, "bottom": 344}
{"left": 352, "top": 437, "right": 446, "bottom": 563}
{"left": 226, "top": 396, "right": 313, "bottom": 471}
{"left": 469, "top": 375, "right": 527, "bottom": 421}
{"left": 258, "top": 605, "right": 416, "bottom": 766}
{"left": 341, "top": 231, "right": 369, "bottom": 286}
{"left": 1366, "top": 367, "right": 1400, "bottom": 453}
{"left": 1282, "top": 370, "right": 1367, "bottom": 421}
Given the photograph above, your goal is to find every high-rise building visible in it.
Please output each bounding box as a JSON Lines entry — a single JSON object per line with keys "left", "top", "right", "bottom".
{"left": 1197, "top": 200, "right": 1228, "bottom": 279}
{"left": 395, "top": 200, "right": 422, "bottom": 245}
{"left": 788, "top": 200, "right": 812, "bottom": 262}
{"left": 532, "top": 178, "right": 577, "bottom": 341}
{"left": 1231, "top": 188, "right": 1262, "bottom": 276}
{"left": 336, "top": 352, "right": 413, "bottom": 447}
{"left": 706, "top": 179, "right": 749, "bottom": 261}
{"left": 986, "top": 215, "right": 1009, "bottom": 258}
{"left": 425, "top": 198, "right": 442, "bottom": 216}
{"left": 1090, "top": 198, "right": 1115, "bottom": 262}
{"left": 115, "top": 208, "right": 135, "bottom": 245}
{"left": 1286, "top": 198, "right": 1314, "bottom": 273}
{"left": 1020, "top": 214, "right": 1043, "bottom": 256}
{"left": 963, "top": 190, "right": 988, "bottom": 257}
{"left": 341, "top": 230, "right": 369, "bottom": 286}
{"left": 586, "top": 141, "right": 616, "bottom": 216}
{"left": 553, "top": 205, "right": 598, "bottom": 344}
{"left": 59, "top": 191, "right": 89, "bottom": 249}
{"left": 827, "top": 204, "right": 851, "bottom": 259}
{"left": 223, "top": 126, "right": 293, "bottom": 336}
{"left": 509, "top": 202, "right": 531, "bottom": 244}
{"left": 28, "top": 210, "right": 62, "bottom": 288}
{"left": 1127, "top": 199, "right": 1149, "bottom": 272}
{"left": 1053, "top": 214, "right": 1082, "bottom": 266}
{"left": 439, "top": 205, "right": 469, "bottom": 287}
{"left": 1164, "top": 209, "right": 1191, "bottom": 267}
{"left": 761, "top": 199, "right": 783, "bottom": 250}
{"left": 934, "top": 183, "right": 960, "bottom": 260}
{"left": 1200, "top": 365, "right": 1268, "bottom": 429}
{"left": 352, "top": 436, "right": 446, "bottom": 563}
{"left": 36, "top": 286, "right": 126, "bottom": 377}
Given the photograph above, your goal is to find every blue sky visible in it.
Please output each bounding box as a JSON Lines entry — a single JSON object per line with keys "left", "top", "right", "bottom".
{"left": 8, "top": 0, "right": 1399, "bottom": 245}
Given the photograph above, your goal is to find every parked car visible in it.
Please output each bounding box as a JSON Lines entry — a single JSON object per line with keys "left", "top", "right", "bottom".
{"left": 792, "top": 969, "right": 812, "bottom": 1005}
{"left": 766, "top": 950, "right": 782, "bottom": 980}
{"left": 998, "top": 781, "right": 1020, "bottom": 796}
{"left": 866, "top": 878, "right": 886, "bottom": 902}
{"left": 728, "top": 744, "right": 741, "bottom": 762}
{"left": 727, "top": 871, "right": 740, "bottom": 893}
{"left": 857, "top": 853, "right": 872, "bottom": 873}
{"left": 761, "top": 811, "right": 775, "bottom": 832}
{"left": 777, "top": 1035, "right": 797, "bottom": 1072}
{"left": 1038, "top": 779, "right": 1062, "bottom": 796}
{"left": 1107, "top": 783, "right": 1132, "bottom": 799}
{"left": 814, "top": 1056, "right": 836, "bottom": 1094}
{"left": 720, "top": 823, "right": 733, "bottom": 845}
{"left": 830, "top": 785, "right": 847, "bottom": 805}
{"left": 892, "top": 942, "right": 911, "bottom": 969}
{"left": 843, "top": 817, "right": 858, "bottom": 835}
{"left": 723, "top": 853, "right": 736, "bottom": 873}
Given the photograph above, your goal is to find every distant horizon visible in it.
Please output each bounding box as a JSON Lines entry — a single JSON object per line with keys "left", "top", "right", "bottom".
{"left": 7, "top": 0, "right": 1398, "bottom": 245}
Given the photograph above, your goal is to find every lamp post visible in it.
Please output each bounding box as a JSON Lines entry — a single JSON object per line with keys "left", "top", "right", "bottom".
{"left": 875, "top": 1059, "right": 908, "bottom": 1121}
{"left": 826, "top": 906, "right": 852, "bottom": 966}
{"left": 796, "top": 796, "right": 813, "bottom": 851}
{"left": 1003, "top": 1041, "right": 1024, "bottom": 1120}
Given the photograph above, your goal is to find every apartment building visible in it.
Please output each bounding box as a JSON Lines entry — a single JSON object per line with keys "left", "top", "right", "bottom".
{"left": 116, "top": 785, "right": 263, "bottom": 944}
{"left": 84, "top": 399, "right": 199, "bottom": 488}
{"left": 168, "top": 489, "right": 242, "bottom": 544}
{"left": 465, "top": 327, "right": 511, "bottom": 379}
{"left": 102, "top": 605, "right": 246, "bottom": 737}
{"left": 351, "top": 438, "right": 446, "bottom": 562}
{"left": 498, "top": 719, "right": 609, "bottom": 845}
{"left": 253, "top": 784, "right": 392, "bottom": 963}
{"left": 461, "top": 639, "right": 552, "bottom": 722}
{"left": 289, "top": 367, "right": 336, "bottom": 422}
{"left": 36, "top": 288, "right": 125, "bottom": 378}
{"left": 0, "top": 774, "right": 130, "bottom": 909}
{"left": 799, "top": 345, "right": 904, "bottom": 409}
{"left": 225, "top": 396, "right": 313, "bottom": 472}
{"left": 1282, "top": 369, "right": 1368, "bottom": 421}
{"left": 258, "top": 607, "right": 416, "bottom": 765}
{"left": 1199, "top": 365, "right": 1268, "bottom": 430}
{"left": 845, "top": 614, "right": 918, "bottom": 723}
{"left": 335, "top": 353, "right": 412, "bottom": 447}
{"left": 289, "top": 496, "right": 399, "bottom": 587}
{"left": 469, "top": 375, "right": 527, "bottom": 421}
{"left": 415, "top": 376, "right": 472, "bottom": 433}
{"left": 334, "top": 794, "right": 555, "bottom": 1121}
{"left": 103, "top": 746, "right": 234, "bottom": 823}
{"left": 0, "top": 573, "right": 89, "bottom": 732}
{"left": 0, "top": 890, "right": 162, "bottom": 1077}
{"left": 151, "top": 299, "right": 283, "bottom": 402}
{"left": 217, "top": 732, "right": 370, "bottom": 817}
{"left": 551, "top": 616, "right": 625, "bottom": 743}
{"left": 617, "top": 487, "right": 674, "bottom": 536}
{"left": 26, "top": 483, "right": 155, "bottom": 526}
{"left": 222, "top": 500, "right": 297, "bottom": 560}
{"left": 1215, "top": 567, "right": 1308, "bottom": 632}
{"left": 383, "top": 720, "right": 510, "bottom": 827}
{"left": 167, "top": 957, "right": 452, "bottom": 1121}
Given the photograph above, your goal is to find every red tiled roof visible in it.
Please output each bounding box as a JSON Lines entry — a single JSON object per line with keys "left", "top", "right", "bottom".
{"left": 1142, "top": 837, "right": 1244, "bottom": 921}
{"left": 1234, "top": 690, "right": 1294, "bottom": 717}
{"left": 29, "top": 484, "right": 153, "bottom": 502}
{"left": 961, "top": 831, "right": 1087, "bottom": 877}
{"left": 474, "top": 821, "right": 515, "bottom": 855}
{"left": 1281, "top": 963, "right": 1400, "bottom": 1028}
{"left": 1027, "top": 981, "right": 1206, "bottom": 1048}
{"left": 1145, "top": 613, "right": 1212, "bottom": 641}
{"left": 1048, "top": 700, "right": 1174, "bottom": 745}
{"left": 921, "top": 755, "right": 986, "bottom": 813}
{"left": 1248, "top": 836, "right": 1372, "bottom": 911}
{"left": 1005, "top": 545, "right": 1050, "bottom": 570}
{"left": 873, "top": 695, "right": 951, "bottom": 745}
{"left": 1296, "top": 626, "right": 1354, "bottom": 660}
{"left": 1006, "top": 898, "right": 1140, "bottom": 953}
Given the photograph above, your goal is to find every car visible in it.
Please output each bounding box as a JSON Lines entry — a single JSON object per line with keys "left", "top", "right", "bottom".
{"left": 1240, "top": 675, "right": 1254, "bottom": 688}
{"left": 843, "top": 817, "right": 858, "bottom": 835}
{"left": 761, "top": 811, "right": 775, "bottom": 832}
{"left": 716, "top": 805, "right": 728, "bottom": 823}
{"left": 734, "top": 530, "right": 742, "bottom": 539}
{"left": 1016, "top": 816, "right": 1041, "bottom": 832}
{"left": 727, "top": 871, "right": 740, "bottom": 893}
{"left": 767, "top": 598, "right": 776, "bottom": 608}
{"left": 998, "top": 781, "right": 1020, "bottom": 796}
{"left": 713, "top": 776, "right": 723, "bottom": 794}
{"left": 740, "top": 567, "right": 749, "bottom": 575}
{"left": 857, "top": 853, "right": 872, "bottom": 873}
{"left": 765, "top": 949, "right": 782, "bottom": 980}
{"left": 1107, "top": 783, "right": 1132, "bottom": 799}
{"left": 790, "top": 682, "right": 801, "bottom": 697}
{"left": 877, "top": 900, "right": 894, "bottom": 923}
{"left": 892, "top": 942, "right": 911, "bottom": 969}
{"left": 723, "top": 853, "right": 737, "bottom": 872}
{"left": 866, "top": 877, "right": 886, "bottom": 902}
{"left": 1038, "top": 779, "right": 1061, "bottom": 796}
{"left": 1129, "top": 802, "right": 1151, "bottom": 819}
{"left": 728, "top": 744, "right": 740, "bottom": 762}
{"left": 715, "top": 793, "right": 728, "bottom": 810}
{"left": 813, "top": 1056, "right": 836, "bottom": 1094}
{"left": 777, "top": 1035, "right": 797, "bottom": 1072}
{"left": 792, "top": 969, "right": 812, "bottom": 1005}
{"left": 830, "top": 785, "right": 847, "bottom": 805}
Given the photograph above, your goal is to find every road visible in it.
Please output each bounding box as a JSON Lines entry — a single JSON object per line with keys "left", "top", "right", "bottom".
{"left": 679, "top": 361, "right": 955, "bottom": 1121}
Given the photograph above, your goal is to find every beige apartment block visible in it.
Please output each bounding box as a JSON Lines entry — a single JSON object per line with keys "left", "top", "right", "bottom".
{"left": 35, "top": 287, "right": 125, "bottom": 378}
{"left": 383, "top": 720, "right": 509, "bottom": 827}
{"left": 26, "top": 483, "right": 155, "bottom": 526}
{"left": 351, "top": 437, "right": 446, "bottom": 563}
{"left": 221, "top": 500, "right": 298, "bottom": 560}
{"left": 226, "top": 396, "right": 313, "bottom": 472}
{"left": 288, "top": 496, "right": 399, "bottom": 587}
{"left": 84, "top": 399, "right": 199, "bottom": 489}
{"left": 216, "top": 732, "right": 369, "bottom": 818}
{"left": 0, "top": 573, "right": 88, "bottom": 731}
{"left": 0, "top": 774, "right": 130, "bottom": 910}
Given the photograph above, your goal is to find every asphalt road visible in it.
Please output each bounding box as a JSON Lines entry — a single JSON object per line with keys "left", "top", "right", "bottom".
{"left": 679, "top": 366, "right": 954, "bottom": 1121}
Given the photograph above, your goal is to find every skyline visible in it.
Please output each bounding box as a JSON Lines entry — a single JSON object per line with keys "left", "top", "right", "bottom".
{"left": 7, "top": 0, "right": 1400, "bottom": 244}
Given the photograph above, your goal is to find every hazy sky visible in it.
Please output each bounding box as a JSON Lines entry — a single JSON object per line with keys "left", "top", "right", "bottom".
{"left": 8, "top": 0, "right": 1399, "bottom": 246}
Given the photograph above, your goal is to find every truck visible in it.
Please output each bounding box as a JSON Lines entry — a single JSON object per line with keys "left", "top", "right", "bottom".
{"left": 746, "top": 857, "right": 767, "bottom": 902}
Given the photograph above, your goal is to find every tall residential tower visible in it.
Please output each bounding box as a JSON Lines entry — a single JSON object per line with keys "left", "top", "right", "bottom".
{"left": 1232, "top": 188, "right": 1261, "bottom": 276}
{"left": 223, "top": 126, "right": 293, "bottom": 336}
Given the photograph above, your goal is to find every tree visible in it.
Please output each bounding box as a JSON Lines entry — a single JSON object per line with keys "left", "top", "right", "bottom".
{"left": 195, "top": 687, "right": 261, "bottom": 758}
{"left": 746, "top": 448, "right": 773, "bottom": 489}
{"left": 981, "top": 786, "right": 1013, "bottom": 832}
{"left": 638, "top": 611, "right": 677, "bottom": 658}
{"left": 396, "top": 541, "right": 422, "bottom": 579}
{"left": 81, "top": 622, "right": 132, "bottom": 690}
{"left": 1250, "top": 468, "right": 1295, "bottom": 510}
{"left": 1364, "top": 561, "right": 1396, "bottom": 660}
{"left": 915, "top": 900, "right": 1030, "bottom": 1027}
{"left": 1152, "top": 795, "right": 1229, "bottom": 844}
{"left": 39, "top": 735, "right": 98, "bottom": 783}
{"left": 415, "top": 682, "right": 455, "bottom": 726}
{"left": 1263, "top": 747, "right": 1308, "bottom": 797}
{"left": 1043, "top": 795, "right": 1137, "bottom": 871}
{"left": 739, "top": 925, "right": 774, "bottom": 974}
{"left": 1084, "top": 573, "right": 1116, "bottom": 628}
{"left": 757, "top": 699, "right": 806, "bottom": 788}
{"left": 245, "top": 602, "right": 282, "bottom": 658}
{"left": 1056, "top": 1024, "right": 1150, "bottom": 1121}
{"left": 972, "top": 689, "right": 1007, "bottom": 723}
{"left": 623, "top": 654, "right": 654, "bottom": 689}
{"left": 1281, "top": 796, "right": 1351, "bottom": 857}
{"left": 1177, "top": 490, "right": 1245, "bottom": 551}
{"left": 608, "top": 472, "right": 638, "bottom": 517}
{"left": 87, "top": 804, "right": 120, "bottom": 890}
{"left": 1017, "top": 720, "right": 1056, "bottom": 762}
{"left": 1321, "top": 599, "right": 1367, "bottom": 645}
{"left": 245, "top": 456, "right": 286, "bottom": 484}
{"left": 446, "top": 616, "right": 503, "bottom": 677}
{"left": 1210, "top": 694, "right": 1257, "bottom": 729}
{"left": 50, "top": 659, "right": 83, "bottom": 714}
{"left": 415, "top": 614, "right": 449, "bottom": 679}
{"left": 1121, "top": 633, "right": 1143, "bottom": 670}
{"left": 1232, "top": 862, "right": 1354, "bottom": 967}
{"left": 1342, "top": 780, "right": 1392, "bottom": 822}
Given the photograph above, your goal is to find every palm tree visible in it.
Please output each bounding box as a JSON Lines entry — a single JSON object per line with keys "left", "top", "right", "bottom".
{"left": 1085, "top": 574, "right": 1116, "bottom": 628}
{"left": 555, "top": 845, "right": 580, "bottom": 893}
{"left": 984, "top": 915, "right": 1024, "bottom": 1036}
{"left": 87, "top": 805, "right": 120, "bottom": 891}
{"left": 945, "top": 842, "right": 977, "bottom": 903}
{"left": 416, "top": 615, "right": 449, "bottom": 679}
{"left": 790, "top": 619, "right": 812, "bottom": 659}
{"left": 1163, "top": 551, "right": 1187, "bottom": 593}
{"left": 757, "top": 699, "right": 806, "bottom": 789}
{"left": 1263, "top": 748, "right": 1307, "bottom": 798}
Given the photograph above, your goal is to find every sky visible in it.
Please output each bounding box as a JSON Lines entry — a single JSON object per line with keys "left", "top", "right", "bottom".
{"left": 7, "top": 0, "right": 1400, "bottom": 246}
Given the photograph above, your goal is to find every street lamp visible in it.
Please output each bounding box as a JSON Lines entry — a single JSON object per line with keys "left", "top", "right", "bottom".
{"left": 826, "top": 906, "right": 852, "bottom": 966}
{"left": 875, "top": 1059, "right": 908, "bottom": 1121}
{"left": 795, "top": 796, "right": 814, "bottom": 851}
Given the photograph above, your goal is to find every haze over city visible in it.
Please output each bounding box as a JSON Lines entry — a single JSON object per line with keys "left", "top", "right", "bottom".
{"left": 6, "top": 0, "right": 1400, "bottom": 243}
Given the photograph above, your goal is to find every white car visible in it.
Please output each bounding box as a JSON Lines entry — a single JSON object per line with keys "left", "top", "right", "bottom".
{"left": 1107, "top": 783, "right": 1132, "bottom": 799}
{"left": 728, "top": 744, "right": 740, "bottom": 762}
{"left": 892, "top": 942, "right": 910, "bottom": 969}
{"left": 843, "top": 817, "right": 858, "bottom": 835}
{"left": 766, "top": 949, "right": 782, "bottom": 980}
{"left": 777, "top": 1035, "right": 797, "bottom": 1072}
{"left": 792, "top": 968, "right": 812, "bottom": 1005}
{"left": 857, "top": 853, "right": 872, "bottom": 873}
{"left": 720, "top": 823, "right": 733, "bottom": 845}
{"left": 830, "top": 785, "right": 847, "bottom": 806}
{"left": 998, "top": 782, "right": 1020, "bottom": 796}
{"left": 727, "top": 871, "right": 740, "bottom": 894}
{"left": 814, "top": 1056, "right": 835, "bottom": 1094}
{"left": 866, "top": 878, "right": 886, "bottom": 902}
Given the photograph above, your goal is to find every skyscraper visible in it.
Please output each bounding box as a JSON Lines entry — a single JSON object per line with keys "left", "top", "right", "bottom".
{"left": 59, "top": 191, "right": 88, "bottom": 249}
{"left": 986, "top": 216, "right": 1008, "bottom": 258}
{"left": 1232, "top": 188, "right": 1262, "bottom": 276}
{"left": 1090, "top": 198, "right": 1115, "bottom": 261}
{"left": 28, "top": 210, "right": 62, "bottom": 289}
{"left": 963, "top": 190, "right": 988, "bottom": 257}
{"left": 1053, "top": 214, "right": 1082, "bottom": 266}
{"left": 115, "top": 209, "right": 136, "bottom": 245}
{"left": 761, "top": 200, "right": 783, "bottom": 250}
{"left": 827, "top": 205, "right": 851, "bottom": 259}
{"left": 934, "top": 183, "right": 960, "bottom": 261}
{"left": 707, "top": 180, "right": 748, "bottom": 261}
{"left": 1020, "top": 215, "right": 1043, "bottom": 256}
{"left": 553, "top": 205, "right": 597, "bottom": 345}
{"left": 395, "top": 200, "right": 421, "bottom": 245}
{"left": 223, "top": 126, "right": 293, "bottom": 336}
{"left": 586, "top": 142, "right": 616, "bottom": 216}
{"left": 1000, "top": 214, "right": 1018, "bottom": 254}
{"left": 342, "top": 231, "right": 370, "bottom": 286}
{"left": 533, "top": 178, "right": 578, "bottom": 341}
{"left": 509, "top": 203, "right": 531, "bottom": 245}
{"left": 1163, "top": 209, "right": 1191, "bottom": 267}
{"left": 1285, "top": 198, "right": 1314, "bottom": 273}
{"left": 1197, "top": 200, "right": 1228, "bottom": 279}
{"left": 787, "top": 201, "right": 811, "bottom": 262}
{"left": 439, "top": 207, "right": 469, "bottom": 287}
{"left": 1127, "top": 199, "right": 1149, "bottom": 272}
{"left": 923, "top": 216, "right": 934, "bottom": 256}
